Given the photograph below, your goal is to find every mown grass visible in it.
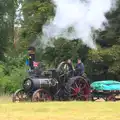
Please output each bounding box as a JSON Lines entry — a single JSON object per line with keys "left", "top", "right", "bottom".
{"left": 0, "top": 94, "right": 11, "bottom": 103}
{"left": 0, "top": 96, "right": 120, "bottom": 120}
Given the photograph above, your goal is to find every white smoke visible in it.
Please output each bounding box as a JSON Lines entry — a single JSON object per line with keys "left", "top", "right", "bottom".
{"left": 42, "top": 0, "right": 115, "bottom": 49}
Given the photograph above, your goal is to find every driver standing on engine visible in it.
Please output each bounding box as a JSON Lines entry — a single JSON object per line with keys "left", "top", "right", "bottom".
{"left": 75, "top": 58, "right": 84, "bottom": 76}
{"left": 67, "top": 59, "right": 74, "bottom": 77}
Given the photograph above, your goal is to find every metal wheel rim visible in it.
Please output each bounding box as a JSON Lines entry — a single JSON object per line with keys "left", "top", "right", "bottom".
{"left": 70, "top": 78, "right": 90, "bottom": 100}
{"left": 12, "top": 89, "right": 29, "bottom": 102}
{"left": 32, "top": 89, "right": 52, "bottom": 102}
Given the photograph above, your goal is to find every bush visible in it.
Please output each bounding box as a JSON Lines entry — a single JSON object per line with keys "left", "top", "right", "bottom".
{"left": 0, "top": 66, "right": 28, "bottom": 94}
{"left": 0, "top": 53, "right": 29, "bottom": 94}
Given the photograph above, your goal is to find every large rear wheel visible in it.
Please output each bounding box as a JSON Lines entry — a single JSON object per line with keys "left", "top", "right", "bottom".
{"left": 70, "top": 76, "right": 90, "bottom": 100}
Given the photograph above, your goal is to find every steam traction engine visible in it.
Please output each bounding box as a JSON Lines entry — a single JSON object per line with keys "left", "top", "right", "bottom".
{"left": 12, "top": 62, "right": 90, "bottom": 102}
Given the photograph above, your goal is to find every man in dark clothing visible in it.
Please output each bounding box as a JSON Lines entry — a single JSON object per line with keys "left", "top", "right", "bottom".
{"left": 75, "top": 58, "right": 90, "bottom": 83}
{"left": 65, "top": 58, "right": 85, "bottom": 100}
{"left": 75, "top": 58, "right": 84, "bottom": 76}
{"left": 28, "top": 46, "right": 36, "bottom": 70}
{"left": 67, "top": 59, "right": 74, "bottom": 77}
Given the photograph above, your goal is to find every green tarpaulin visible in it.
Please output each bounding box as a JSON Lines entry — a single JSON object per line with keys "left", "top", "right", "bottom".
{"left": 91, "top": 80, "right": 120, "bottom": 91}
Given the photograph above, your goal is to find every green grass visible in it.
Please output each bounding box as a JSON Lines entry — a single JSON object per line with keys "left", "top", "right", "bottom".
{"left": 0, "top": 96, "right": 120, "bottom": 120}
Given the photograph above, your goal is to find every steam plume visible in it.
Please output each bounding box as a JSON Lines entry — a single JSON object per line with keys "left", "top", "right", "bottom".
{"left": 42, "top": 0, "right": 115, "bottom": 49}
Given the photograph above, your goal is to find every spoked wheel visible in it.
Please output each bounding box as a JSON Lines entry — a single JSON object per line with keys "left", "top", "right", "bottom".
{"left": 56, "top": 61, "right": 74, "bottom": 81}
{"left": 57, "top": 62, "right": 70, "bottom": 75}
{"left": 70, "top": 77, "right": 90, "bottom": 101}
{"left": 32, "top": 89, "right": 52, "bottom": 102}
{"left": 12, "top": 89, "right": 30, "bottom": 102}
{"left": 106, "top": 94, "right": 116, "bottom": 101}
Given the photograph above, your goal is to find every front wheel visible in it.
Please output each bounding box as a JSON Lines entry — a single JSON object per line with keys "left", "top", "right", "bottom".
{"left": 32, "top": 89, "right": 52, "bottom": 102}
{"left": 12, "top": 89, "right": 30, "bottom": 102}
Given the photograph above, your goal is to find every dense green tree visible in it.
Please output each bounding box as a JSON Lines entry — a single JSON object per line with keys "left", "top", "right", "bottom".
{"left": 42, "top": 38, "right": 89, "bottom": 67}
{"left": 0, "top": 0, "right": 17, "bottom": 60}
{"left": 86, "top": 1, "right": 120, "bottom": 81}
{"left": 21, "top": 0, "right": 54, "bottom": 45}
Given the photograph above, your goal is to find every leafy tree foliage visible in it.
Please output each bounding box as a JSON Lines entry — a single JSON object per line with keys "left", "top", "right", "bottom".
{"left": 21, "top": 0, "right": 54, "bottom": 45}
{"left": 86, "top": 1, "right": 120, "bottom": 80}
{"left": 0, "top": 0, "right": 17, "bottom": 60}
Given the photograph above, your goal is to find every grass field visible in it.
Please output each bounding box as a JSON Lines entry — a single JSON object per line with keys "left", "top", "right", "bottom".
{"left": 0, "top": 96, "right": 120, "bottom": 120}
